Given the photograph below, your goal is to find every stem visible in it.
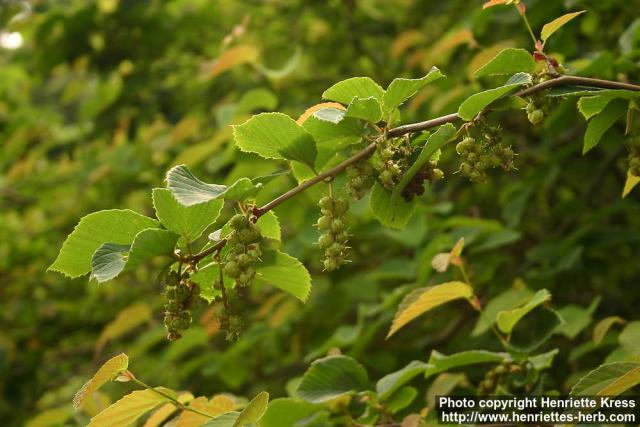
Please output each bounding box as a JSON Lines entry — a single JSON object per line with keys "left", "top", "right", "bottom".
{"left": 129, "top": 377, "right": 216, "bottom": 418}
{"left": 188, "top": 75, "right": 640, "bottom": 263}
{"left": 517, "top": 5, "right": 538, "bottom": 46}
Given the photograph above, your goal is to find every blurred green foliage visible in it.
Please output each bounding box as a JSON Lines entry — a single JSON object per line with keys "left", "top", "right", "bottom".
{"left": 1, "top": 0, "right": 640, "bottom": 425}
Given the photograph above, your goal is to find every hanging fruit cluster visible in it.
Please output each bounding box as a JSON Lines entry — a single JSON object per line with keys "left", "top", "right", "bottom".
{"left": 401, "top": 159, "right": 444, "bottom": 201}
{"left": 346, "top": 160, "right": 374, "bottom": 199}
{"left": 371, "top": 137, "right": 412, "bottom": 189}
{"left": 316, "top": 195, "right": 350, "bottom": 271}
{"left": 628, "top": 134, "right": 640, "bottom": 177}
{"left": 456, "top": 123, "right": 515, "bottom": 183}
{"left": 525, "top": 73, "right": 552, "bottom": 124}
{"left": 476, "top": 360, "right": 523, "bottom": 396}
{"left": 163, "top": 271, "right": 201, "bottom": 341}
{"left": 223, "top": 213, "right": 262, "bottom": 286}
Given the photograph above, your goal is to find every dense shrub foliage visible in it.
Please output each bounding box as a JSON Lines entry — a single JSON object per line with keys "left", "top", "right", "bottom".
{"left": 2, "top": 0, "right": 640, "bottom": 426}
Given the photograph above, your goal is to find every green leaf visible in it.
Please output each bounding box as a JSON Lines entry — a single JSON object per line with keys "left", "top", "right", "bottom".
{"left": 49, "top": 210, "right": 158, "bottom": 278}
{"left": 127, "top": 228, "right": 180, "bottom": 269}
{"left": 472, "top": 285, "right": 533, "bottom": 336}
{"left": 458, "top": 72, "right": 532, "bottom": 121}
{"left": 202, "top": 412, "right": 241, "bottom": 427}
{"left": 577, "top": 90, "right": 640, "bottom": 120}
{"left": 507, "top": 307, "right": 564, "bottom": 353}
{"left": 256, "top": 211, "right": 281, "bottom": 241}
{"left": 260, "top": 398, "right": 320, "bottom": 427}
{"left": 296, "top": 355, "right": 369, "bottom": 403}
{"left": 233, "top": 112, "right": 317, "bottom": 167}
{"left": 376, "top": 361, "right": 430, "bottom": 400}
{"left": 541, "top": 11, "right": 586, "bottom": 44}
{"left": 302, "top": 115, "right": 363, "bottom": 172}
{"left": 388, "top": 281, "right": 474, "bottom": 338}
{"left": 344, "top": 96, "right": 383, "bottom": 122}
{"left": 473, "top": 48, "right": 535, "bottom": 78}
{"left": 571, "top": 362, "right": 640, "bottom": 396}
{"left": 167, "top": 165, "right": 263, "bottom": 206}
{"left": 91, "top": 243, "right": 129, "bottom": 283}
{"left": 254, "top": 250, "right": 311, "bottom": 302}
{"left": 394, "top": 123, "right": 456, "bottom": 197}
{"left": 313, "top": 107, "right": 346, "bottom": 124}
{"left": 528, "top": 349, "right": 559, "bottom": 370}
{"left": 370, "top": 183, "right": 416, "bottom": 230}
{"left": 87, "top": 388, "right": 174, "bottom": 427}
{"left": 233, "top": 391, "right": 268, "bottom": 427}
{"left": 593, "top": 316, "right": 625, "bottom": 345}
{"left": 190, "top": 263, "right": 222, "bottom": 303}
{"left": 382, "top": 67, "right": 444, "bottom": 112}
{"left": 556, "top": 297, "right": 600, "bottom": 339}
{"left": 385, "top": 386, "right": 417, "bottom": 413}
{"left": 496, "top": 289, "right": 551, "bottom": 334}
{"left": 619, "top": 321, "right": 640, "bottom": 355}
{"left": 582, "top": 99, "right": 627, "bottom": 154}
{"left": 322, "top": 77, "right": 385, "bottom": 105}
{"left": 423, "top": 350, "right": 509, "bottom": 380}
{"left": 152, "top": 188, "right": 224, "bottom": 242}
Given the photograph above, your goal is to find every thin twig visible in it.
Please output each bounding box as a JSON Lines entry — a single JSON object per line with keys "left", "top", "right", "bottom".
{"left": 187, "top": 75, "right": 640, "bottom": 262}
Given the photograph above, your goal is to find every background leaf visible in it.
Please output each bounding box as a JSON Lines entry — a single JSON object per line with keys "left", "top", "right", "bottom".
{"left": 541, "top": 11, "right": 586, "bottom": 44}
{"left": 323, "top": 77, "right": 385, "bottom": 104}
{"left": 473, "top": 48, "right": 535, "bottom": 77}
{"left": 296, "top": 355, "right": 369, "bottom": 403}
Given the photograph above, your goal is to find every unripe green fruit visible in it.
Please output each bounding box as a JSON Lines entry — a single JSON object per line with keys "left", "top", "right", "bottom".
{"left": 390, "top": 163, "right": 402, "bottom": 175}
{"left": 233, "top": 243, "right": 245, "bottom": 254}
{"left": 528, "top": 109, "right": 544, "bottom": 124}
{"left": 331, "top": 218, "right": 344, "bottom": 233}
{"left": 165, "top": 288, "right": 177, "bottom": 300}
{"left": 165, "top": 272, "right": 181, "bottom": 287}
{"left": 459, "top": 162, "right": 472, "bottom": 177}
{"left": 466, "top": 153, "right": 478, "bottom": 163}
{"left": 319, "top": 196, "right": 333, "bottom": 210}
{"left": 229, "top": 213, "right": 248, "bottom": 230}
{"left": 526, "top": 102, "right": 536, "bottom": 114}
{"left": 480, "top": 379, "right": 494, "bottom": 391}
{"left": 237, "top": 253, "right": 252, "bottom": 266}
{"left": 247, "top": 247, "right": 261, "bottom": 260}
{"left": 317, "top": 215, "right": 332, "bottom": 230}
{"left": 227, "top": 233, "right": 240, "bottom": 245}
{"left": 238, "top": 228, "right": 254, "bottom": 243}
{"left": 381, "top": 148, "right": 394, "bottom": 161}
{"left": 323, "top": 257, "right": 339, "bottom": 271}
{"left": 176, "top": 286, "right": 190, "bottom": 299}
{"left": 456, "top": 141, "right": 469, "bottom": 155}
{"left": 333, "top": 198, "right": 349, "bottom": 215}
{"left": 326, "top": 242, "right": 344, "bottom": 257}
{"left": 431, "top": 169, "right": 444, "bottom": 181}
{"left": 494, "top": 365, "right": 507, "bottom": 375}
{"left": 346, "top": 167, "right": 359, "bottom": 178}
{"left": 380, "top": 169, "right": 393, "bottom": 185}
{"left": 318, "top": 233, "right": 334, "bottom": 248}
{"left": 166, "top": 300, "right": 180, "bottom": 311}
{"left": 224, "top": 261, "right": 241, "bottom": 278}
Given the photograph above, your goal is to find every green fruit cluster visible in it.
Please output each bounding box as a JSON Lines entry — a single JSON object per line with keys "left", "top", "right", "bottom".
{"left": 628, "top": 135, "right": 640, "bottom": 177}
{"left": 317, "top": 195, "right": 349, "bottom": 271}
{"left": 401, "top": 160, "right": 443, "bottom": 201}
{"left": 477, "top": 360, "right": 523, "bottom": 396}
{"left": 163, "top": 272, "right": 199, "bottom": 341}
{"left": 346, "top": 160, "right": 374, "bottom": 199}
{"left": 456, "top": 130, "right": 515, "bottom": 183}
{"left": 371, "top": 138, "right": 412, "bottom": 190}
{"left": 223, "top": 213, "right": 262, "bottom": 287}
{"left": 525, "top": 98, "right": 545, "bottom": 124}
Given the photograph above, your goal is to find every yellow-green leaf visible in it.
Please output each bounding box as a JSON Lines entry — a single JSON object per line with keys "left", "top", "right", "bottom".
{"left": 87, "top": 388, "right": 175, "bottom": 427}
{"left": 233, "top": 391, "right": 269, "bottom": 427}
{"left": 571, "top": 362, "right": 640, "bottom": 396}
{"left": 593, "top": 316, "right": 625, "bottom": 345}
{"left": 496, "top": 289, "right": 551, "bottom": 334}
{"left": 73, "top": 353, "right": 129, "bottom": 409}
{"left": 387, "top": 282, "right": 474, "bottom": 338}
{"left": 622, "top": 172, "right": 640, "bottom": 198}
{"left": 176, "top": 395, "right": 236, "bottom": 427}
{"left": 541, "top": 11, "right": 586, "bottom": 44}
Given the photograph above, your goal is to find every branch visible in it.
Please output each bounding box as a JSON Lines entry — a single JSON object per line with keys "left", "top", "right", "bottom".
{"left": 188, "top": 75, "right": 640, "bottom": 262}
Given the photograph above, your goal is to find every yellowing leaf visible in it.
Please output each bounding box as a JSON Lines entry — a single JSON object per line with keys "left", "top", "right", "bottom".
{"left": 96, "top": 303, "right": 152, "bottom": 353}
{"left": 430, "top": 238, "right": 465, "bottom": 273}
{"left": 143, "top": 393, "right": 194, "bottom": 427}
{"left": 208, "top": 45, "right": 259, "bottom": 78}
{"left": 482, "top": 0, "right": 515, "bottom": 9}
{"left": 296, "top": 102, "right": 346, "bottom": 125}
{"left": 87, "top": 388, "right": 175, "bottom": 427}
{"left": 73, "top": 353, "right": 129, "bottom": 409}
{"left": 176, "top": 395, "right": 236, "bottom": 427}
{"left": 388, "top": 282, "right": 474, "bottom": 338}
{"left": 541, "top": 11, "right": 586, "bottom": 44}
{"left": 622, "top": 172, "right": 640, "bottom": 198}
{"left": 593, "top": 316, "right": 625, "bottom": 345}
{"left": 391, "top": 30, "right": 424, "bottom": 59}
